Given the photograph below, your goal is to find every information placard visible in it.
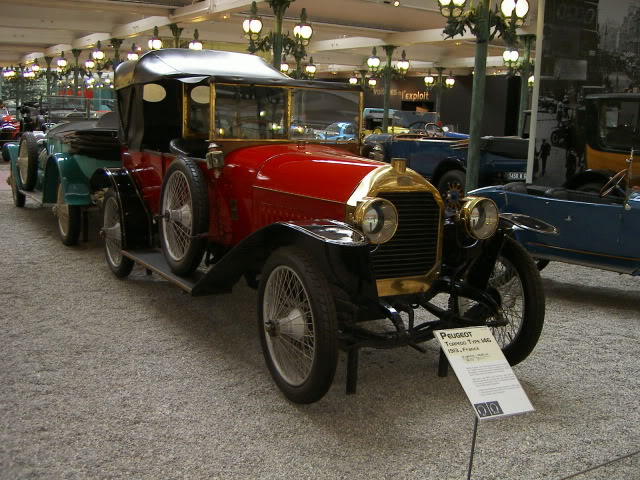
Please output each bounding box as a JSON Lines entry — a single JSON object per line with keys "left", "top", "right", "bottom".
{"left": 434, "top": 326, "right": 534, "bottom": 420}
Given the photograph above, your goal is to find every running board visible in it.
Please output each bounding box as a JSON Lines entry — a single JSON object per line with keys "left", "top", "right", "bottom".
{"left": 121, "top": 249, "right": 231, "bottom": 296}
{"left": 19, "top": 189, "right": 44, "bottom": 205}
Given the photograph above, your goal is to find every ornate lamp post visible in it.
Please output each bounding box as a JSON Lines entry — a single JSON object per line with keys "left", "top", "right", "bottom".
{"left": 127, "top": 44, "right": 140, "bottom": 61}
{"left": 71, "top": 49, "right": 82, "bottom": 96}
{"left": 169, "top": 23, "right": 183, "bottom": 48}
{"left": 368, "top": 46, "right": 410, "bottom": 132}
{"left": 244, "top": 0, "right": 303, "bottom": 71}
{"left": 189, "top": 30, "right": 203, "bottom": 50}
{"left": 517, "top": 34, "right": 535, "bottom": 137}
{"left": 148, "top": 26, "right": 163, "bottom": 50}
{"left": 304, "top": 57, "right": 317, "bottom": 79}
{"left": 436, "top": 0, "right": 530, "bottom": 192}
{"left": 110, "top": 38, "right": 124, "bottom": 68}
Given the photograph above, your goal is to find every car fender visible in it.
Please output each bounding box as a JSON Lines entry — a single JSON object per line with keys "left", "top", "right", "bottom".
{"left": 431, "top": 157, "right": 466, "bottom": 184}
{"left": 42, "top": 153, "right": 92, "bottom": 205}
{"left": 563, "top": 169, "right": 614, "bottom": 190}
{"left": 6, "top": 142, "right": 20, "bottom": 178}
{"left": 193, "top": 220, "right": 379, "bottom": 304}
{"left": 90, "top": 167, "right": 153, "bottom": 250}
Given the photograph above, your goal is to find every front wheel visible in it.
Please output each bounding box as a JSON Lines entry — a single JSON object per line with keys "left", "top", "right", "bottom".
{"left": 55, "top": 183, "right": 81, "bottom": 246}
{"left": 550, "top": 131, "right": 561, "bottom": 146}
{"left": 9, "top": 170, "right": 25, "bottom": 207}
{"left": 258, "top": 247, "right": 339, "bottom": 404}
{"left": 454, "top": 237, "right": 545, "bottom": 366}
{"left": 102, "top": 189, "right": 134, "bottom": 278}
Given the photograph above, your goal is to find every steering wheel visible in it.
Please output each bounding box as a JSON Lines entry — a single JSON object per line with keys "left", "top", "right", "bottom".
{"left": 408, "top": 121, "right": 445, "bottom": 138}
{"left": 599, "top": 169, "right": 628, "bottom": 197}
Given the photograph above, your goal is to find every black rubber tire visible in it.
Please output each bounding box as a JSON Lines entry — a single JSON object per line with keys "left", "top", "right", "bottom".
{"left": 159, "top": 158, "right": 209, "bottom": 276}
{"left": 453, "top": 238, "right": 545, "bottom": 366}
{"left": 437, "top": 169, "right": 466, "bottom": 209}
{"left": 258, "top": 246, "right": 339, "bottom": 404}
{"left": 56, "top": 183, "right": 82, "bottom": 246}
{"left": 9, "top": 169, "right": 25, "bottom": 208}
{"left": 17, "top": 132, "right": 40, "bottom": 191}
{"left": 550, "top": 131, "right": 561, "bottom": 147}
{"left": 102, "top": 188, "right": 134, "bottom": 278}
{"left": 1, "top": 143, "right": 11, "bottom": 162}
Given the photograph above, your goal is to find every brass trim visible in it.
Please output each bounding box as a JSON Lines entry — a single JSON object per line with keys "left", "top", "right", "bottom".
{"left": 344, "top": 164, "right": 445, "bottom": 297}
{"left": 253, "top": 185, "right": 346, "bottom": 205}
{"left": 181, "top": 82, "right": 188, "bottom": 138}
{"left": 527, "top": 242, "right": 640, "bottom": 262}
{"left": 458, "top": 196, "right": 499, "bottom": 239}
{"left": 209, "top": 84, "right": 216, "bottom": 141}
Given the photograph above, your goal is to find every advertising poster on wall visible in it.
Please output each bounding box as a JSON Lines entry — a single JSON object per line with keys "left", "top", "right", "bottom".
{"left": 533, "top": 0, "right": 640, "bottom": 189}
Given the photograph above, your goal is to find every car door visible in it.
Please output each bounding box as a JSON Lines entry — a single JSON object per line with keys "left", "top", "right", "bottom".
{"left": 505, "top": 192, "right": 624, "bottom": 270}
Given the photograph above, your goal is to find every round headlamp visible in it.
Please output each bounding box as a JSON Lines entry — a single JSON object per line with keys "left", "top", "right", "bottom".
{"left": 355, "top": 198, "right": 398, "bottom": 244}
{"left": 460, "top": 197, "right": 499, "bottom": 240}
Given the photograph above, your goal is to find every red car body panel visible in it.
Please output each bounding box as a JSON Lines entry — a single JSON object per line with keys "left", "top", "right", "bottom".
{"left": 125, "top": 143, "right": 383, "bottom": 247}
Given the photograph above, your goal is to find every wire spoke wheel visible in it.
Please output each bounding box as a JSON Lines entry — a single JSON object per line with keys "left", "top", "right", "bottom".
{"left": 452, "top": 238, "right": 545, "bottom": 366}
{"left": 458, "top": 256, "right": 523, "bottom": 349}
{"left": 162, "top": 171, "right": 193, "bottom": 262}
{"left": 102, "top": 189, "right": 133, "bottom": 277}
{"left": 103, "top": 195, "right": 123, "bottom": 267}
{"left": 258, "top": 247, "right": 338, "bottom": 404}
{"left": 263, "top": 266, "right": 316, "bottom": 386}
{"left": 56, "top": 184, "right": 70, "bottom": 237}
{"left": 17, "top": 139, "right": 30, "bottom": 185}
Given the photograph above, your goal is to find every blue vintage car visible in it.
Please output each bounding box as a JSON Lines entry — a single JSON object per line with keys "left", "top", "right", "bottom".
{"left": 315, "top": 121, "right": 357, "bottom": 141}
{"left": 363, "top": 130, "right": 528, "bottom": 207}
{"left": 472, "top": 155, "right": 639, "bottom": 275}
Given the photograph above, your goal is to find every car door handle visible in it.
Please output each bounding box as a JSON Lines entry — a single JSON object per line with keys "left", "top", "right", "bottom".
{"left": 564, "top": 215, "right": 572, "bottom": 222}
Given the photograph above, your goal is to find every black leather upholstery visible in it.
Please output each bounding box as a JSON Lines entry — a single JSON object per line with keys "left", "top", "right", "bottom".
{"left": 169, "top": 137, "right": 209, "bottom": 158}
{"left": 503, "top": 182, "right": 528, "bottom": 193}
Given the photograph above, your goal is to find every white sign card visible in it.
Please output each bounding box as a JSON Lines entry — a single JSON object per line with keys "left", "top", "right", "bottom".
{"left": 434, "top": 326, "right": 534, "bottom": 420}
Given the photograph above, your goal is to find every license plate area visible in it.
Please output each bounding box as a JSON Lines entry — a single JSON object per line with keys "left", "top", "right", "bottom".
{"left": 506, "top": 171, "right": 526, "bottom": 181}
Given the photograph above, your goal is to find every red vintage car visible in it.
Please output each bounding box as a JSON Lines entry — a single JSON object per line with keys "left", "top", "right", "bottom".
{"left": 1, "top": 107, "right": 20, "bottom": 152}
{"left": 91, "top": 49, "right": 551, "bottom": 404}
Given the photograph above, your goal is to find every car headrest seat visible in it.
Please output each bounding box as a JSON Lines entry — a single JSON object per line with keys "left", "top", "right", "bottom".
{"left": 502, "top": 182, "right": 528, "bottom": 194}
{"left": 169, "top": 137, "right": 209, "bottom": 159}
{"left": 544, "top": 187, "right": 569, "bottom": 200}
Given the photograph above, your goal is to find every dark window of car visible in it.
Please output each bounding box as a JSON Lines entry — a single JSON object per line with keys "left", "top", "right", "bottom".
{"left": 214, "top": 84, "right": 286, "bottom": 140}
{"left": 598, "top": 100, "right": 640, "bottom": 151}
{"left": 187, "top": 84, "right": 210, "bottom": 136}
{"left": 291, "top": 89, "right": 360, "bottom": 140}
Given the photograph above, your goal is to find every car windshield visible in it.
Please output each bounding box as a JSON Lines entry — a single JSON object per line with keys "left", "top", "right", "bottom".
{"left": 213, "top": 85, "right": 361, "bottom": 141}
{"left": 598, "top": 99, "right": 640, "bottom": 151}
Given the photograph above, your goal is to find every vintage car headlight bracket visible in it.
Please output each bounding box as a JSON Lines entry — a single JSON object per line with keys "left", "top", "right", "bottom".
{"left": 459, "top": 196, "right": 499, "bottom": 240}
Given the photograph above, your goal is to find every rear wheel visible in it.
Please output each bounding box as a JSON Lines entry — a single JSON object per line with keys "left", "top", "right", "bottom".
{"left": 55, "top": 184, "right": 82, "bottom": 246}
{"left": 17, "top": 132, "right": 40, "bottom": 191}
{"left": 437, "top": 169, "right": 466, "bottom": 210}
{"left": 102, "top": 189, "right": 134, "bottom": 278}
{"left": 258, "top": 247, "right": 339, "bottom": 404}
{"left": 159, "top": 158, "right": 209, "bottom": 276}
{"left": 453, "top": 238, "right": 545, "bottom": 366}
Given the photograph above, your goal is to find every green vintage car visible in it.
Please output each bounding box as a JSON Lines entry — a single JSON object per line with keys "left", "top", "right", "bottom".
{"left": 6, "top": 112, "right": 121, "bottom": 245}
